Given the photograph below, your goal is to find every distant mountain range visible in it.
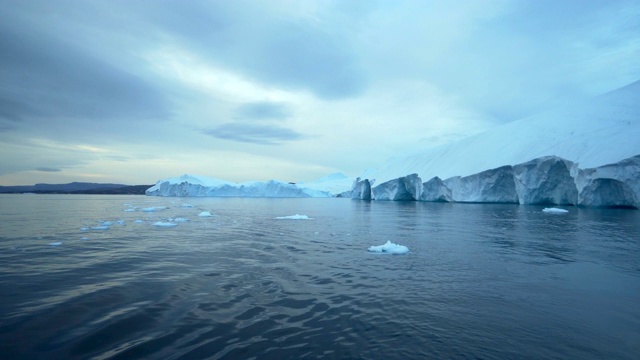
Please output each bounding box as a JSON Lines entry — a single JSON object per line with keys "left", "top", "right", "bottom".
{"left": 0, "top": 182, "right": 152, "bottom": 195}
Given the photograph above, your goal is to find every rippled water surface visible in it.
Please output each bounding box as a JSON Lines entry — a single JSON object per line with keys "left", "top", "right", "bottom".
{"left": 1, "top": 195, "right": 639, "bottom": 359}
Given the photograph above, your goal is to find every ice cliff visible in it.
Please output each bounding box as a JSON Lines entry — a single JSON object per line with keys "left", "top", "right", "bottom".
{"left": 352, "top": 155, "right": 640, "bottom": 209}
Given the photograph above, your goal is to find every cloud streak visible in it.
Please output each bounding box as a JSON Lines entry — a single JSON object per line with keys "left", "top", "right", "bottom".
{"left": 205, "top": 123, "right": 305, "bottom": 145}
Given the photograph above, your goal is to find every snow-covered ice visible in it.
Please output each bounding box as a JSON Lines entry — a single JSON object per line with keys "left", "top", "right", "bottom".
{"left": 275, "top": 214, "right": 311, "bottom": 220}
{"left": 153, "top": 222, "right": 178, "bottom": 227}
{"left": 542, "top": 208, "right": 569, "bottom": 214}
{"left": 368, "top": 241, "right": 410, "bottom": 254}
{"left": 198, "top": 211, "right": 212, "bottom": 217}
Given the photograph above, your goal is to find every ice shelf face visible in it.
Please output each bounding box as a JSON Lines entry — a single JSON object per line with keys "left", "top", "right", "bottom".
{"left": 352, "top": 154, "right": 640, "bottom": 209}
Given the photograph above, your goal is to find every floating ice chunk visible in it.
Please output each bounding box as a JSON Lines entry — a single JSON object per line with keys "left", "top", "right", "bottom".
{"left": 276, "top": 214, "right": 311, "bottom": 220}
{"left": 49, "top": 242, "right": 62, "bottom": 246}
{"left": 81, "top": 237, "right": 89, "bottom": 241}
{"left": 80, "top": 227, "right": 89, "bottom": 231}
{"left": 101, "top": 221, "right": 114, "bottom": 226}
{"left": 124, "top": 209, "right": 136, "bottom": 212}
{"left": 153, "top": 222, "right": 178, "bottom": 227}
{"left": 182, "top": 204, "right": 194, "bottom": 208}
{"left": 542, "top": 207, "right": 569, "bottom": 214}
{"left": 91, "top": 226, "right": 110, "bottom": 230}
{"left": 198, "top": 211, "right": 212, "bottom": 217}
{"left": 134, "top": 219, "right": 144, "bottom": 223}
{"left": 142, "top": 207, "right": 166, "bottom": 212}
{"left": 172, "top": 217, "right": 189, "bottom": 222}
{"left": 368, "top": 241, "right": 409, "bottom": 254}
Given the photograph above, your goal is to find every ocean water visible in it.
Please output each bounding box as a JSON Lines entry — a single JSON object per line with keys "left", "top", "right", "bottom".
{"left": 1, "top": 194, "right": 639, "bottom": 359}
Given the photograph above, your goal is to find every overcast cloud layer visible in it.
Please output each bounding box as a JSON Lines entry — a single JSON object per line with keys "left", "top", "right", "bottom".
{"left": 1, "top": 0, "right": 639, "bottom": 185}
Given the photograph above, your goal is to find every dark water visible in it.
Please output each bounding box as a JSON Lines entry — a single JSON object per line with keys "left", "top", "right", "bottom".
{"left": 1, "top": 195, "right": 639, "bottom": 359}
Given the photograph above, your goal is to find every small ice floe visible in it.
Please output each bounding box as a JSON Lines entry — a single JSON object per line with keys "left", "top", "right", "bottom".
{"left": 124, "top": 208, "right": 136, "bottom": 212}
{"left": 117, "top": 220, "right": 125, "bottom": 225}
{"left": 275, "top": 214, "right": 311, "bottom": 220}
{"left": 182, "top": 204, "right": 194, "bottom": 208}
{"left": 80, "top": 227, "right": 89, "bottom": 231}
{"left": 198, "top": 211, "right": 212, "bottom": 217}
{"left": 368, "top": 241, "right": 409, "bottom": 254}
{"left": 101, "top": 221, "right": 114, "bottom": 226}
{"left": 153, "top": 221, "right": 178, "bottom": 227}
{"left": 542, "top": 207, "right": 569, "bottom": 214}
{"left": 142, "top": 206, "right": 166, "bottom": 212}
{"left": 48, "top": 242, "right": 62, "bottom": 246}
{"left": 91, "top": 226, "right": 110, "bottom": 230}
{"left": 81, "top": 237, "right": 89, "bottom": 241}
{"left": 134, "top": 219, "right": 144, "bottom": 223}
{"left": 172, "top": 217, "right": 189, "bottom": 222}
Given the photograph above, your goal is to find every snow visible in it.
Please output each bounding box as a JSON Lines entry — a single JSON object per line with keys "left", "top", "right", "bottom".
{"left": 362, "top": 80, "right": 640, "bottom": 184}
{"left": 153, "top": 222, "right": 178, "bottom": 227}
{"left": 368, "top": 241, "right": 410, "bottom": 254}
{"left": 276, "top": 214, "right": 311, "bottom": 220}
{"left": 543, "top": 208, "right": 569, "bottom": 213}
{"left": 146, "top": 173, "right": 355, "bottom": 198}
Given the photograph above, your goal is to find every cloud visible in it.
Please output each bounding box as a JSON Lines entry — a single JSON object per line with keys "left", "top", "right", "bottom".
{"left": 141, "top": 1, "right": 368, "bottom": 100}
{"left": 36, "top": 167, "right": 62, "bottom": 172}
{"left": 204, "top": 123, "right": 305, "bottom": 145}
{"left": 234, "top": 102, "right": 292, "bottom": 120}
{"left": 0, "top": 8, "right": 170, "bottom": 128}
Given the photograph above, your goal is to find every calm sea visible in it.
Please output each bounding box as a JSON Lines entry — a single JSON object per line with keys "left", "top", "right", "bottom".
{"left": 0, "top": 194, "right": 639, "bottom": 359}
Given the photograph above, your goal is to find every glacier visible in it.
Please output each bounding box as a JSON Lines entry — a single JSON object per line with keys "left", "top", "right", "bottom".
{"left": 146, "top": 173, "right": 354, "bottom": 198}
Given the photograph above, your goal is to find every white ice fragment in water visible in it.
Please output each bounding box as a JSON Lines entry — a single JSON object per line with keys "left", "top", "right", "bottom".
{"left": 198, "top": 211, "right": 212, "bottom": 217}
{"left": 275, "top": 214, "right": 311, "bottom": 220}
{"left": 49, "top": 242, "right": 62, "bottom": 246}
{"left": 542, "top": 207, "right": 569, "bottom": 214}
{"left": 101, "top": 221, "right": 114, "bottom": 226}
{"left": 153, "top": 222, "right": 178, "bottom": 227}
{"left": 134, "top": 220, "right": 144, "bottom": 223}
{"left": 173, "top": 217, "right": 189, "bottom": 222}
{"left": 368, "top": 241, "right": 409, "bottom": 254}
{"left": 80, "top": 227, "right": 89, "bottom": 231}
{"left": 81, "top": 237, "right": 89, "bottom": 241}
{"left": 91, "top": 226, "right": 110, "bottom": 230}
{"left": 182, "top": 204, "right": 194, "bottom": 208}
{"left": 124, "top": 209, "right": 136, "bottom": 212}
{"left": 117, "top": 220, "right": 125, "bottom": 225}
{"left": 142, "top": 207, "right": 165, "bottom": 212}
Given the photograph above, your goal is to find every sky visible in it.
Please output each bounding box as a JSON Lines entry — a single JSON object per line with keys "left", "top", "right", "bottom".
{"left": 1, "top": 0, "right": 639, "bottom": 186}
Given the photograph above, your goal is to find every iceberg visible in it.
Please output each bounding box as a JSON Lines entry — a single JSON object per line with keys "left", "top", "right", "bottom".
{"left": 542, "top": 208, "right": 569, "bottom": 214}
{"left": 146, "top": 173, "right": 354, "bottom": 198}
{"left": 198, "top": 211, "right": 212, "bottom": 217}
{"left": 275, "top": 214, "right": 311, "bottom": 220}
{"left": 153, "top": 222, "right": 178, "bottom": 227}
{"left": 352, "top": 154, "right": 640, "bottom": 209}
{"left": 368, "top": 241, "right": 409, "bottom": 254}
